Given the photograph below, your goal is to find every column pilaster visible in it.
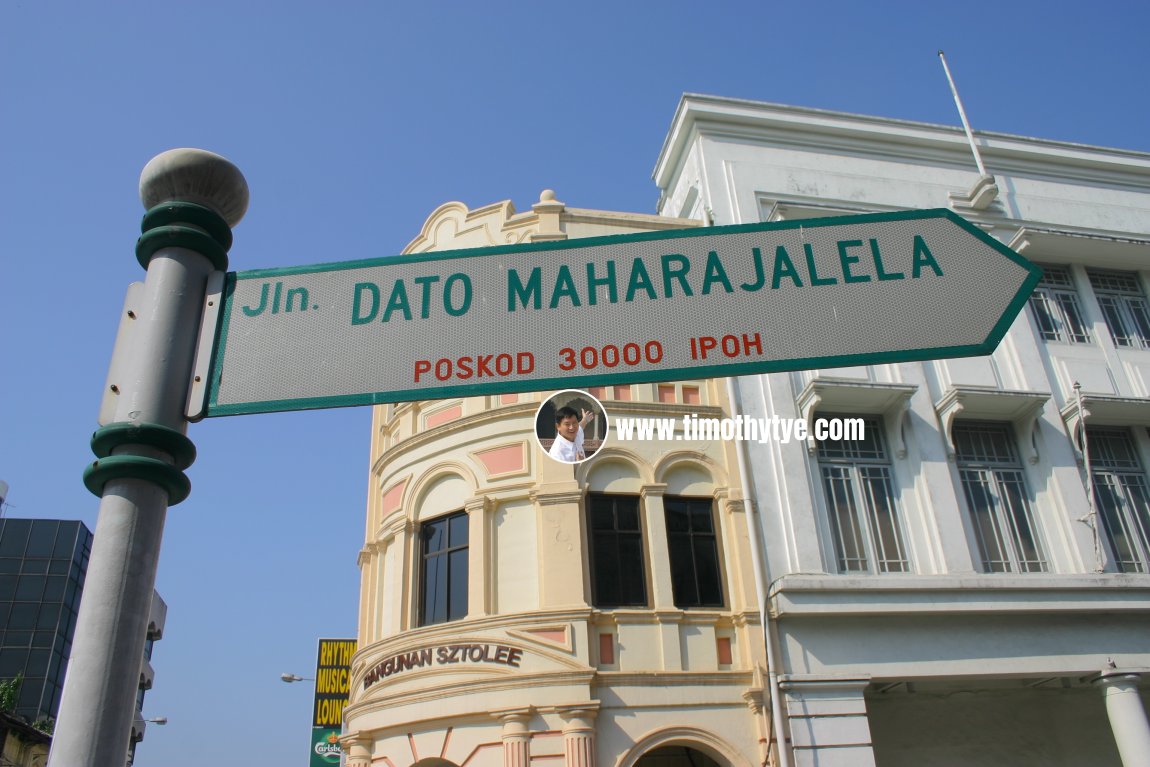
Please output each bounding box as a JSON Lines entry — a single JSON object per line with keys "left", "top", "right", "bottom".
{"left": 467, "top": 496, "right": 493, "bottom": 619}
{"left": 1094, "top": 669, "right": 1150, "bottom": 767}
{"left": 341, "top": 733, "right": 373, "bottom": 767}
{"left": 640, "top": 484, "right": 674, "bottom": 608}
{"left": 497, "top": 708, "right": 533, "bottom": 767}
{"left": 533, "top": 486, "right": 587, "bottom": 608}
{"left": 559, "top": 704, "right": 599, "bottom": 767}
{"left": 780, "top": 677, "right": 875, "bottom": 767}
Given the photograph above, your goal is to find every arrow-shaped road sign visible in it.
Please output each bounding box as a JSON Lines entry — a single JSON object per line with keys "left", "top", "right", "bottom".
{"left": 192, "top": 208, "right": 1041, "bottom": 417}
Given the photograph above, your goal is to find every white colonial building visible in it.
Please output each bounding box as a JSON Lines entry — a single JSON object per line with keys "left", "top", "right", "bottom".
{"left": 653, "top": 95, "right": 1150, "bottom": 766}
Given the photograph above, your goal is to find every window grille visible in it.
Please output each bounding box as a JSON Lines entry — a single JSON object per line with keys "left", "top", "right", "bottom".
{"left": 1088, "top": 269, "right": 1150, "bottom": 349}
{"left": 1027, "top": 265, "right": 1090, "bottom": 344}
{"left": 816, "top": 417, "right": 909, "bottom": 573}
{"left": 954, "top": 423, "right": 1047, "bottom": 573}
{"left": 1086, "top": 428, "right": 1150, "bottom": 573}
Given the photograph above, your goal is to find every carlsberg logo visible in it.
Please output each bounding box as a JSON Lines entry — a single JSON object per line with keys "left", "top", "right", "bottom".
{"left": 315, "top": 739, "right": 341, "bottom": 764}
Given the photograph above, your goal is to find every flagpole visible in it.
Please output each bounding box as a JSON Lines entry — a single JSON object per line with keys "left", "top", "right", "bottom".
{"left": 1075, "top": 382, "right": 1105, "bottom": 572}
{"left": 938, "top": 50, "right": 990, "bottom": 178}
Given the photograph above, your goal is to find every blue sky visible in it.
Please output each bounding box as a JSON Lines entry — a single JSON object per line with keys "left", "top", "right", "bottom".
{"left": 1, "top": 1, "right": 1148, "bottom": 765}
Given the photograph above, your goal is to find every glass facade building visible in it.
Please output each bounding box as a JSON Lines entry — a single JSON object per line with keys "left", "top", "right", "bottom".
{"left": 0, "top": 519, "right": 91, "bottom": 723}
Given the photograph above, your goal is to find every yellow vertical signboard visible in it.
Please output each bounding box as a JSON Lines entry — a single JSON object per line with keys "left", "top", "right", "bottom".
{"left": 311, "top": 638, "right": 357, "bottom": 767}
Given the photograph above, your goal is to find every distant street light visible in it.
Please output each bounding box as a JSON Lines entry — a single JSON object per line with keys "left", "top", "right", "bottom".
{"left": 127, "top": 717, "right": 168, "bottom": 766}
{"left": 281, "top": 673, "right": 313, "bottom": 683}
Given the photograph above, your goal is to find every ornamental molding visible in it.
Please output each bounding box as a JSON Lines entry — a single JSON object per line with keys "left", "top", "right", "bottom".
{"left": 796, "top": 379, "right": 916, "bottom": 456}
{"left": 934, "top": 386, "right": 1049, "bottom": 463}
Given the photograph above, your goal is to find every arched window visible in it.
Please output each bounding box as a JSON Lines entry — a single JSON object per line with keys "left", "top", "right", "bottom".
{"left": 419, "top": 510, "right": 468, "bottom": 626}
{"left": 635, "top": 746, "right": 724, "bottom": 767}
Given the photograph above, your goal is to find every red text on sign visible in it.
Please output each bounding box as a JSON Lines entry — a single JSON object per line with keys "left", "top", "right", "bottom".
{"left": 415, "top": 352, "right": 535, "bottom": 383}
{"left": 689, "top": 333, "right": 763, "bottom": 360}
{"left": 559, "top": 341, "right": 664, "bottom": 372}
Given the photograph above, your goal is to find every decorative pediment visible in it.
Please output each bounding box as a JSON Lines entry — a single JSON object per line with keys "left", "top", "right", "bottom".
{"left": 403, "top": 198, "right": 543, "bottom": 254}
{"left": 934, "top": 386, "right": 1049, "bottom": 463}
{"left": 1009, "top": 227, "right": 1150, "bottom": 269}
{"left": 1060, "top": 392, "right": 1150, "bottom": 460}
{"left": 795, "top": 379, "right": 916, "bottom": 456}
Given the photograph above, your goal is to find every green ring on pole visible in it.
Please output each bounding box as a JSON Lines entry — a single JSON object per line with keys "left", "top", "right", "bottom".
{"left": 83, "top": 455, "right": 191, "bottom": 505}
{"left": 141, "top": 201, "right": 232, "bottom": 252}
{"left": 91, "top": 422, "right": 196, "bottom": 470}
{"left": 136, "top": 226, "right": 229, "bottom": 271}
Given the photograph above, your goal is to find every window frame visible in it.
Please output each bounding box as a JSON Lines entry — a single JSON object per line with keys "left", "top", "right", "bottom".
{"left": 1087, "top": 269, "right": 1150, "bottom": 349}
{"left": 418, "top": 510, "right": 469, "bottom": 627}
{"left": 1028, "top": 265, "right": 1091, "bottom": 344}
{"left": 814, "top": 415, "right": 910, "bottom": 574}
{"left": 586, "top": 493, "right": 649, "bottom": 608}
{"left": 953, "top": 421, "right": 1048, "bottom": 573}
{"left": 663, "top": 496, "right": 725, "bottom": 608}
{"left": 1085, "top": 427, "right": 1150, "bottom": 573}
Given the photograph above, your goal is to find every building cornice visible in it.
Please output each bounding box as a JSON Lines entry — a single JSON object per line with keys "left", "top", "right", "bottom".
{"left": 654, "top": 94, "right": 1150, "bottom": 196}
{"left": 590, "top": 670, "right": 754, "bottom": 688}
{"left": 768, "top": 573, "right": 1150, "bottom": 618}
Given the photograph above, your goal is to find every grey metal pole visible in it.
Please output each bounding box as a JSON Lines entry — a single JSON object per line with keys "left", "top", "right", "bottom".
{"left": 48, "top": 149, "right": 247, "bottom": 767}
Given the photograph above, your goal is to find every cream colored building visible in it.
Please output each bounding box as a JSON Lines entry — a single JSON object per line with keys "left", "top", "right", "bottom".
{"left": 343, "top": 196, "right": 773, "bottom": 767}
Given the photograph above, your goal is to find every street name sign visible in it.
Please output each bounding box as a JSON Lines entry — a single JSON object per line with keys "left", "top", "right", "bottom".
{"left": 194, "top": 208, "right": 1041, "bottom": 417}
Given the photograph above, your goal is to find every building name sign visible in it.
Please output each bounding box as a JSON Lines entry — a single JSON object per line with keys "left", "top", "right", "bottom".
{"left": 362, "top": 642, "right": 525, "bottom": 690}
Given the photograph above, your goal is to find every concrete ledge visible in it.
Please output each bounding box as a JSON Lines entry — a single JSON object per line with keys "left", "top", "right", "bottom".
{"left": 768, "top": 573, "right": 1150, "bottom": 617}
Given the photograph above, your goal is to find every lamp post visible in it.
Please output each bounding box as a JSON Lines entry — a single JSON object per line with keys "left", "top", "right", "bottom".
{"left": 48, "top": 149, "right": 248, "bottom": 767}
{"left": 281, "top": 673, "right": 314, "bottom": 684}
{"left": 127, "top": 715, "right": 168, "bottom": 766}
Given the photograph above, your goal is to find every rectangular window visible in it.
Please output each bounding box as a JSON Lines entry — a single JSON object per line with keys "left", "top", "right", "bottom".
{"left": 1088, "top": 269, "right": 1150, "bottom": 349}
{"left": 954, "top": 422, "right": 1047, "bottom": 573}
{"left": 816, "top": 417, "right": 909, "bottom": 573}
{"left": 419, "top": 511, "right": 468, "bottom": 626}
{"left": 1028, "top": 265, "right": 1091, "bottom": 344}
{"left": 664, "top": 497, "right": 723, "bottom": 608}
{"left": 1086, "top": 428, "right": 1150, "bottom": 573}
{"left": 587, "top": 494, "right": 647, "bottom": 607}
